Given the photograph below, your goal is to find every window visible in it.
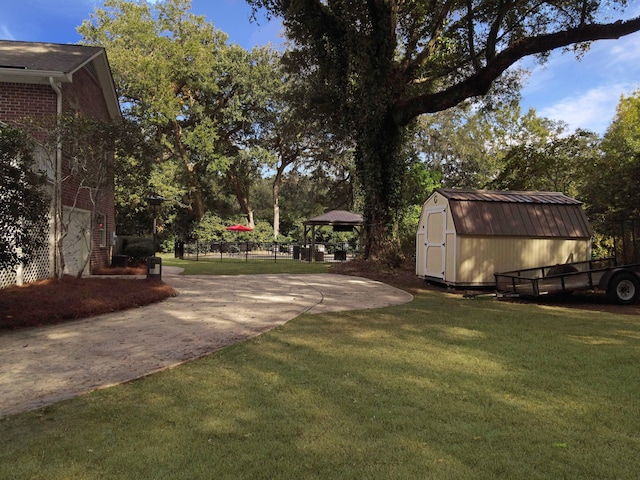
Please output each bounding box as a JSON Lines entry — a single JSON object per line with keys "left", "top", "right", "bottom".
{"left": 96, "top": 213, "right": 106, "bottom": 247}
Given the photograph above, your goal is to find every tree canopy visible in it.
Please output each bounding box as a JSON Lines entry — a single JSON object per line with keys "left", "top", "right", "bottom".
{"left": 248, "top": 0, "right": 640, "bottom": 258}
{"left": 581, "top": 89, "right": 640, "bottom": 259}
{"left": 78, "top": 0, "right": 283, "bottom": 236}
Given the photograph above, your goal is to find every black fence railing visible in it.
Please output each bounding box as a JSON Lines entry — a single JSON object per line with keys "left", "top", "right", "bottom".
{"left": 175, "top": 241, "right": 360, "bottom": 263}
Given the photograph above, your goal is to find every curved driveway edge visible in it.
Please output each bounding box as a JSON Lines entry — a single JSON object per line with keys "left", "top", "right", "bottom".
{"left": 0, "top": 270, "right": 412, "bottom": 416}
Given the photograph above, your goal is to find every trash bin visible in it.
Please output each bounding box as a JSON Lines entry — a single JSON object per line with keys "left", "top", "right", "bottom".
{"left": 147, "top": 256, "right": 162, "bottom": 280}
{"left": 175, "top": 241, "right": 184, "bottom": 259}
{"left": 293, "top": 245, "right": 300, "bottom": 260}
{"left": 335, "top": 250, "right": 347, "bottom": 261}
{"left": 111, "top": 255, "right": 128, "bottom": 267}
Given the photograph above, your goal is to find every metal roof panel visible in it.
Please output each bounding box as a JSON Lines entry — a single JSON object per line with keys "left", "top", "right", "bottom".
{"left": 440, "top": 189, "right": 592, "bottom": 238}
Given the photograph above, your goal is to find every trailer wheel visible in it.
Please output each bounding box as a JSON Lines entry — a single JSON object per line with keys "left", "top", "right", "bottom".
{"left": 607, "top": 272, "right": 640, "bottom": 305}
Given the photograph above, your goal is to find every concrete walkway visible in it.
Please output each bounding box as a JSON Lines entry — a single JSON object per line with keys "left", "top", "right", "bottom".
{"left": 0, "top": 268, "right": 412, "bottom": 416}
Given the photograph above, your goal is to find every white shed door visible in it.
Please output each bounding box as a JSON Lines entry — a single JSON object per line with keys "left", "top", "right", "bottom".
{"left": 424, "top": 207, "right": 446, "bottom": 280}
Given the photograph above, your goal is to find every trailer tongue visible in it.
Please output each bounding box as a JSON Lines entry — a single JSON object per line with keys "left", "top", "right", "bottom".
{"left": 494, "top": 258, "right": 640, "bottom": 305}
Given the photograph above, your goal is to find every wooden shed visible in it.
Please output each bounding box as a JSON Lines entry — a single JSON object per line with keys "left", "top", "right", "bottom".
{"left": 416, "top": 188, "right": 594, "bottom": 287}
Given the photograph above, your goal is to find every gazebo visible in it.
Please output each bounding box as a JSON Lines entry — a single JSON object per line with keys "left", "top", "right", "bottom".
{"left": 302, "top": 210, "right": 363, "bottom": 261}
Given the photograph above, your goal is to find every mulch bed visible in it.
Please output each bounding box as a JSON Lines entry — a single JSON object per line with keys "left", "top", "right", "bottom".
{"left": 92, "top": 265, "right": 147, "bottom": 276}
{"left": 0, "top": 275, "right": 176, "bottom": 331}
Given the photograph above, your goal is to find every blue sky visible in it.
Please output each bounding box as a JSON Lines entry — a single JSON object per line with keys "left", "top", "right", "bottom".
{"left": 2, "top": 0, "right": 640, "bottom": 135}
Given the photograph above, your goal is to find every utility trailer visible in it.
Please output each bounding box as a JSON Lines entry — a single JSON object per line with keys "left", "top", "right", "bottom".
{"left": 495, "top": 258, "right": 640, "bottom": 305}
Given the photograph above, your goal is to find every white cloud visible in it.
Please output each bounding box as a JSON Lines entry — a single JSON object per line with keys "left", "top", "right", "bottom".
{"left": 604, "top": 34, "right": 640, "bottom": 65}
{"left": 521, "top": 28, "right": 640, "bottom": 134}
{"left": 0, "top": 24, "right": 16, "bottom": 40}
{"left": 539, "top": 83, "right": 639, "bottom": 134}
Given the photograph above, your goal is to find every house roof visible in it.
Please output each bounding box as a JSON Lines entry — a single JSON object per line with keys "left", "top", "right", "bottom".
{"left": 304, "top": 210, "right": 364, "bottom": 226}
{"left": 0, "top": 40, "right": 121, "bottom": 121}
{"left": 433, "top": 188, "right": 593, "bottom": 238}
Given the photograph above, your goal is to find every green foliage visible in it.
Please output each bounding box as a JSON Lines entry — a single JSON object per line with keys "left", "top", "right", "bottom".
{"left": 581, "top": 90, "right": 640, "bottom": 260}
{"left": 586, "top": 90, "right": 640, "bottom": 220}
{"left": 112, "top": 118, "right": 162, "bottom": 236}
{"left": 192, "top": 212, "right": 227, "bottom": 242}
{"left": 192, "top": 213, "right": 276, "bottom": 244}
{"left": 0, "top": 124, "right": 50, "bottom": 271}
{"left": 251, "top": 220, "right": 276, "bottom": 243}
{"left": 123, "top": 237, "right": 154, "bottom": 260}
{"left": 79, "top": 0, "right": 268, "bottom": 230}
{"left": 248, "top": 0, "right": 640, "bottom": 257}
{"left": 492, "top": 126, "right": 599, "bottom": 197}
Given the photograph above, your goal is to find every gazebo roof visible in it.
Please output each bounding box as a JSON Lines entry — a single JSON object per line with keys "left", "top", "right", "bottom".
{"left": 303, "top": 210, "right": 363, "bottom": 226}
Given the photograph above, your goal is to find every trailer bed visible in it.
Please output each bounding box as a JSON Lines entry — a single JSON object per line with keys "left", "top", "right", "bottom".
{"left": 495, "top": 258, "right": 625, "bottom": 298}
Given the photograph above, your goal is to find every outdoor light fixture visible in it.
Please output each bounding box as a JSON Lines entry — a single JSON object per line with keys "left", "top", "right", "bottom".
{"left": 146, "top": 194, "right": 166, "bottom": 256}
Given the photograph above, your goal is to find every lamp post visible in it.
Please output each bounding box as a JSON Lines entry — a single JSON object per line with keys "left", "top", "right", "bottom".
{"left": 146, "top": 194, "right": 166, "bottom": 279}
{"left": 146, "top": 194, "right": 166, "bottom": 255}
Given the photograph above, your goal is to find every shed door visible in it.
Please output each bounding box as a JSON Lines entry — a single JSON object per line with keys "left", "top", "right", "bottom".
{"left": 424, "top": 207, "right": 446, "bottom": 280}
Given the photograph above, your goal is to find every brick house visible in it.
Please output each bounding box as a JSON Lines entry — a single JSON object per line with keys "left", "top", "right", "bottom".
{"left": 0, "top": 40, "right": 121, "bottom": 286}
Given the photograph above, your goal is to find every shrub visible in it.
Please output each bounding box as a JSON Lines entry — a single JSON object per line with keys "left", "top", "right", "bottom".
{"left": 124, "top": 241, "right": 154, "bottom": 261}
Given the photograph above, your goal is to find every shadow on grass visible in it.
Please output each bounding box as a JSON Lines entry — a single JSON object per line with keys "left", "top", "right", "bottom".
{"left": 1, "top": 289, "right": 639, "bottom": 479}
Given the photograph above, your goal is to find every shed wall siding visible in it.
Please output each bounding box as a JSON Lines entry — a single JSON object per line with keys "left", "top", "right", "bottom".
{"left": 454, "top": 236, "right": 592, "bottom": 285}
{"left": 445, "top": 232, "right": 457, "bottom": 283}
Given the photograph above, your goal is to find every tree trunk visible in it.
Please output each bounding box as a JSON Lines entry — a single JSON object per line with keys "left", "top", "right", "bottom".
{"left": 234, "top": 182, "right": 254, "bottom": 228}
{"left": 191, "top": 185, "right": 205, "bottom": 222}
{"left": 356, "top": 112, "right": 407, "bottom": 259}
{"left": 225, "top": 157, "right": 256, "bottom": 228}
{"left": 272, "top": 163, "right": 287, "bottom": 240}
{"left": 273, "top": 193, "right": 280, "bottom": 240}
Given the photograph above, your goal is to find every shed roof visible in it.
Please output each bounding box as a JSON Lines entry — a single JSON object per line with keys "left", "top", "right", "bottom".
{"left": 434, "top": 188, "right": 593, "bottom": 238}
{"left": 304, "top": 210, "right": 363, "bottom": 226}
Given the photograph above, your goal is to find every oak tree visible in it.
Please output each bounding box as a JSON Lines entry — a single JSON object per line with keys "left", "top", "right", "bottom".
{"left": 249, "top": 0, "right": 640, "bottom": 258}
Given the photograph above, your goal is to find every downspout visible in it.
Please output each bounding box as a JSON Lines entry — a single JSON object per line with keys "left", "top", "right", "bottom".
{"left": 49, "top": 77, "right": 63, "bottom": 278}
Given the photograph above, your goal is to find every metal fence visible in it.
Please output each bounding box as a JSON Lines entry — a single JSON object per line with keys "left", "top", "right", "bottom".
{"left": 176, "top": 241, "right": 360, "bottom": 263}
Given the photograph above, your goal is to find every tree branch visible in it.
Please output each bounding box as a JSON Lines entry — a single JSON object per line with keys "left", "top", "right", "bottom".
{"left": 395, "top": 17, "right": 640, "bottom": 125}
{"left": 403, "top": 1, "right": 453, "bottom": 78}
{"left": 466, "top": 0, "right": 481, "bottom": 71}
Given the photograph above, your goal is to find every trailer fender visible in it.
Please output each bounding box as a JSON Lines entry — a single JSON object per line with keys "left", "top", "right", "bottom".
{"left": 599, "top": 268, "right": 626, "bottom": 291}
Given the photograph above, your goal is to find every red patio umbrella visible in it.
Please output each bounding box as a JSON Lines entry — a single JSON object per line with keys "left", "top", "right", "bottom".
{"left": 226, "top": 224, "right": 253, "bottom": 232}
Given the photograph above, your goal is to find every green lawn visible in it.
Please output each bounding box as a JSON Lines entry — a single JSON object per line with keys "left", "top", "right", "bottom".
{"left": 1, "top": 287, "right": 639, "bottom": 479}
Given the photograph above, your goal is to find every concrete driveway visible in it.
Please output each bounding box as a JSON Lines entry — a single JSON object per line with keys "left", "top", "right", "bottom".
{"left": 0, "top": 268, "right": 412, "bottom": 416}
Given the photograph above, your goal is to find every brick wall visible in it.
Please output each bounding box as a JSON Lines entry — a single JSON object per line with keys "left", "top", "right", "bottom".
{"left": 0, "top": 83, "right": 57, "bottom": 139}
{"left": 1, "top": 65, "right": 117, "bottom": 273}
{"left": 61, "top": 67, "right": 115, "bottom": 271}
